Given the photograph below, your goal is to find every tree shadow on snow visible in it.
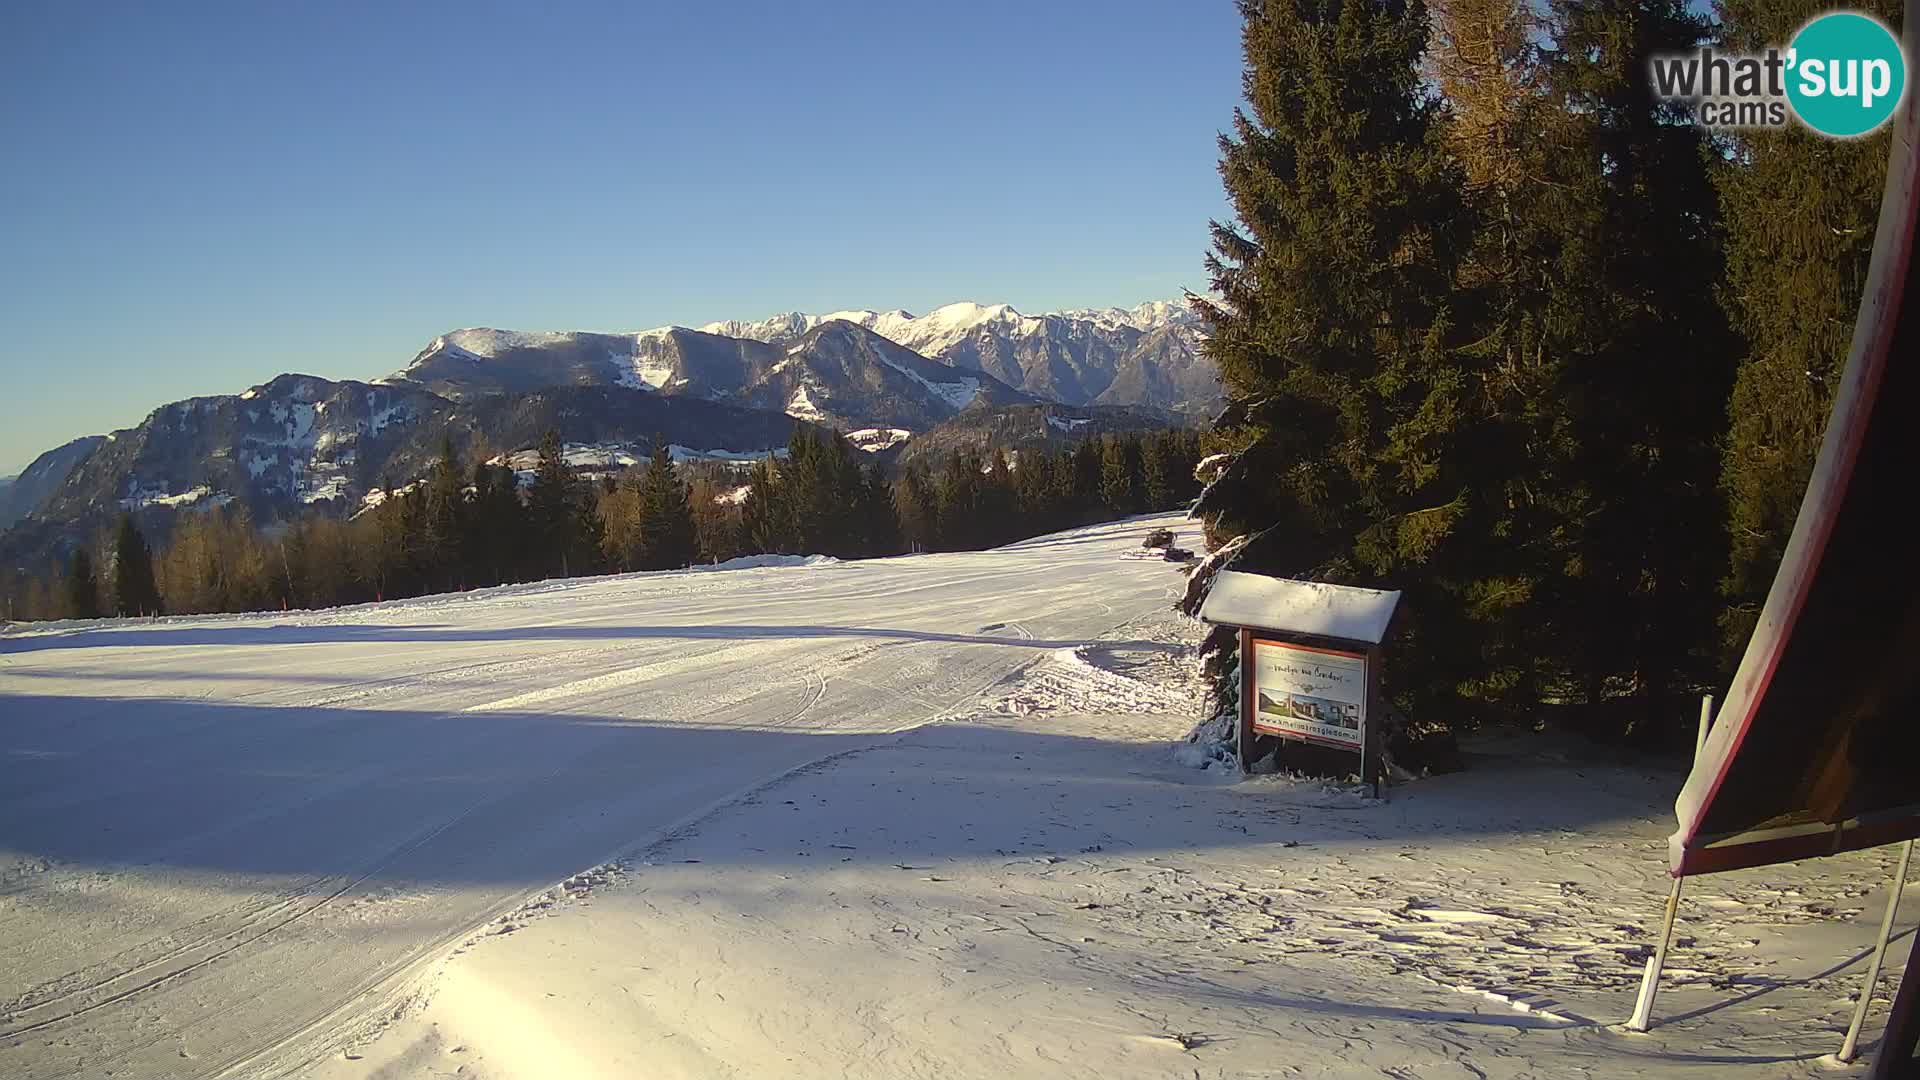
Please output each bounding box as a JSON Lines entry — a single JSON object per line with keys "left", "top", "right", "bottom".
{"left": 1, "top": 691, "right": 1654, "bottom": 887}
{"left": 0, "top": 622, "right": 1157, "bottom": 654}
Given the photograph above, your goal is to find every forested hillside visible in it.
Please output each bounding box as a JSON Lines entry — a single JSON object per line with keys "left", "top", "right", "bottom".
{"left": 2, "top": 428, "right": 1203, "bottom": 621}
{"left": 1183, "top": 0, "right": 1898, "bottom": 751}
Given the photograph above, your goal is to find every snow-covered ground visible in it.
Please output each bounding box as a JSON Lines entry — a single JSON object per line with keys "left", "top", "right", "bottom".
{"left": 2, "top": 513, "right": 1912, "bottom": 1079}
{"left": 0, "top": 514, "right": 1191, "bottom": 1077}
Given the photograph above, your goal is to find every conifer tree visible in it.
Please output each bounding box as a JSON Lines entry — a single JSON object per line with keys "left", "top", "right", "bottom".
{"left": 1140, "top": 433, "right": 1174, "bottom": 510}
{"left": 935, "top": 452, "right": 985, "bottom": 550}
{"left": 1425, "top": 0, "right": 1591, "bottom": 707}
{"left": 526, "top": 430, "right": 581, "bottom": 577}
{"left": 468, "top": 460, "right": 526, "bottom": 586}
{"left": 1017, "top": 449, "right": 1059, "bottom": 531}
{"left": 1543, "top": 0, "right": 1738, "bottom": 705}
{"left": 66, "top": 548, "right": 99, "bottom": 619}
{"left": 26, "top": 568, "right": 56, "bottom": 621}
{"left": 421, "top": 435, "right": 467, "bottom": 590}
{"left": 111, "top": 514, "right": 161, "bottom": 617}
{"left": 596, "top": 467, "right": 647, "bottom": 571}
{"left": 636, "top": 441, "right": 696, "bottom": 570}
{"left": 857, "top": 463, "right": 902, "bottom": 557}
{"left": 1712, "top": 0, "right": 1899, "bottom": 661}
{"left": 688, "top": 472, "right": 745, "bottom": 563}
{"left": 1099, "top": 435, "right": 1147, "bottom": 514}
{"left": 741, "top": 456, "right": 788, "bottom": 554}
{"left": 1190, "top": 0, "right": 1477, "bottom": 732}
{"left": 893, "top": 460, "right": 938, "bottom": 553}
{"left": 1069, "top": 439, "right": 1102, "bottom": 520}
{"left": 982, "top": 449, "right": 1017, "bottom": 546}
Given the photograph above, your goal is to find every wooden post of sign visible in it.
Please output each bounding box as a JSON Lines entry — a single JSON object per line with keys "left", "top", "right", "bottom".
{"left": 1366, "top": 644, "right": 1383, "bottom": 799}
{"left": 1239, "top": 626, "right": 1255, "bottom": 775}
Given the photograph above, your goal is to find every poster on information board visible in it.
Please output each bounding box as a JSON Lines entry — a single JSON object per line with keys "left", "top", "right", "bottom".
{"left": 1248, "top": 638, "right": 1366, "bottom": 750}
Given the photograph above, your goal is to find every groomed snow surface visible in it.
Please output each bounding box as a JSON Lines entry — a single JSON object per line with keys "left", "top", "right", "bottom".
{"left": 2, "top": 512, "right": 1912, "bottom": 1079}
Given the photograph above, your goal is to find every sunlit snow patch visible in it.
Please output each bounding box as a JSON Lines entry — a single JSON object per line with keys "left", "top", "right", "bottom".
{"left": 846, "top": 428, "right": 912, "bottom": 452}
{"left": 786, "top": 385, "right": 827, "bottom": 420}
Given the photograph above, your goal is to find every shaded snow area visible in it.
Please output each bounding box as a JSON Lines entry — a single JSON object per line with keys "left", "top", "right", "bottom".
{"left": 876, "top": 350, "right": 980, "bottom": 409}
{"left": 298, "top": 620, "right": 1918, "bottom": 1080}
{"left": 3, "top": 512, "right": 1912, "bottom": 1080}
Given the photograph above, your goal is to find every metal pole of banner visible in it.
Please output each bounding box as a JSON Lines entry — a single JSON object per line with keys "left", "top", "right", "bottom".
{"left": 1628, "top": 877, "right": 1684, "bottom": 1032}
{"left": 1868, "top": 925, "right": 1920, "bottom": 1080}
{"left": 1628, "top": 696, "right": 1715, "bottom": 1034}
{"left": 1840, "top": 838, "right": 1916, "bottom": 1063}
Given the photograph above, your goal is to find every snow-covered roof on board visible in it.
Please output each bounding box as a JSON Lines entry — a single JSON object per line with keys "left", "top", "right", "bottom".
{"left": 1198, "top": 572, "right": 1401, "bottom": 644}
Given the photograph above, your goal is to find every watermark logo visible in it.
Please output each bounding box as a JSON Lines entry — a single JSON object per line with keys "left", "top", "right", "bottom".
{"left": 1650, "top": 11, "right": 1907, "bottom": 138}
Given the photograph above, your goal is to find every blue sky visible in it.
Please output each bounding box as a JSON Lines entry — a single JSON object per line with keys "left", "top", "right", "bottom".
{"left": 0, "top": 1, "right": 1243, "bottom": 474}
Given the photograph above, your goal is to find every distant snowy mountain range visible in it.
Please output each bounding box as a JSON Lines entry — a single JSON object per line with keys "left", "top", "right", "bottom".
{"left": 687, "top": 299, "right": 1211, "bottom": 414}
{"left": 1, "top": 298, "right": 1214, "bottom": 565}
{"left": 392, "top": 298, "right": 1212, "bottom": 423}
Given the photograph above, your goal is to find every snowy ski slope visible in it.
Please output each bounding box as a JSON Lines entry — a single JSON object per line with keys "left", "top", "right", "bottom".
{"left": 0, "top": 513, "right": 1192, "bottom": 1079}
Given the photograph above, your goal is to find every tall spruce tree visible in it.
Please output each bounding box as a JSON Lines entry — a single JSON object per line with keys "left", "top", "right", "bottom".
{"left": 857, "top": 463, "right": 902, "bottom": 557}
{"left": 1192, "top": 0, "right": 1477, "bottom": 727}
{"left": 1098, "top": 435, "right": 1136, "bottom": 513}
{"left": 526, "top": 430, "right": 581, "bottom": 577}
{"left": 67, "top": 548, "right": 100, "bottom": 619}
{"left": 1425, "top": 0, "right": 1597, "bottom": 708}
{"left": 421, "top": 436, "right": 467, "bottom": 590}
{"left": 469, "top": 460, "right": 527, "bottom": 586}
{"left": 893, "top": 459, "right": 937, "bottom": 552}
{"left": 111, "top": 514, "right": 161, "bottom": 617}
{"left": 1712, "top": 0, "right": 1900, "bottom": 662}
{"left": 1140, "top": 433, "right": 1175, "bottom": 510}
{"left": 741, "top": 456, "right": 788, "bottom": 554}
{"left": 596, "top": 467, "right": 648, "bottom": 571}
{"left": 936, "top": 451, "right": 986, "bottom": 550}
{"left": 636, "top": 441, "right": 696, "bottom": 570}
{"left": 1543, "top": 0, "right": 1738, "bottom": 709}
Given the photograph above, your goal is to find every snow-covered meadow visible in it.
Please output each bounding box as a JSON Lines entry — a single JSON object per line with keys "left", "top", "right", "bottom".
{"left": 1, "top": 512, "right": 1910, "bottom": 1078}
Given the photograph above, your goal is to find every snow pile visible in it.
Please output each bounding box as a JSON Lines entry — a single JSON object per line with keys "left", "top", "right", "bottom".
{"left": 1175, "top": 700, "right": 1239, "bottom": 772}
{"left": 699, "top": 553, "right": 837, "bottom": 571}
